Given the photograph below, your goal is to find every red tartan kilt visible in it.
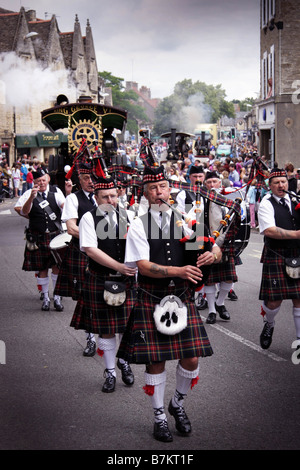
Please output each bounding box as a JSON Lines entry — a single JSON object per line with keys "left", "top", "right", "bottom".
{"left": 70, "top": 269, "right": 136, "bottom": 335}
{"left": 259, "top": 247, "right": 300, "bottom": 301}
{"left": 117, "top": 281, "right": 213, "bottom": 364}
{"left": 22, "top": 230, "right": 60, "bottom": 272}
{"left": 205, "top": 254, "right": 237, "bottom": 284}
{"left": 54, "top": 240, "right": 87, "bottom": 300}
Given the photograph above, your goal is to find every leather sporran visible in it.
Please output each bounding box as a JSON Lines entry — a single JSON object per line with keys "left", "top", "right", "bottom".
{"left": 153, "top": 295, "right": 187, "bottom": 335}
{"left": 103, "top": 280, "right": 126, "bottom": 306}
{"left": 285, "top": 257, "right": 300, "bottom": 279}
{"left": 25, "top": 228, "right": 39, "bottom": 251}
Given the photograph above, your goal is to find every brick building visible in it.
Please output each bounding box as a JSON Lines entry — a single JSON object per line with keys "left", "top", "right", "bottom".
{"left": 257, "top": 0, "right": 300, "bottom": 168}
{"left": 125, "top": 81, "right": 160, "bottom": 124}
{"left": 0, "top": 7, "right": 103, "bottom": 164}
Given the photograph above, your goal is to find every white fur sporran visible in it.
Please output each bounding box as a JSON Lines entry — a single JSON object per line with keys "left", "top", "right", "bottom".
{"left": 103, "top": 281, "right": 126, "bottom": 306}
{"left": 153, "top": 295, "right": 187, "bottom": 335}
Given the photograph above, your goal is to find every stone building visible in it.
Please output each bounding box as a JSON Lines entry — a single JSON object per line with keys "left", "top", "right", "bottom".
{"left": 0, "top": 7, "right": 102, "bottom": 164}
{"left": 257, "top": 0, "right": 300, "bottom": 168}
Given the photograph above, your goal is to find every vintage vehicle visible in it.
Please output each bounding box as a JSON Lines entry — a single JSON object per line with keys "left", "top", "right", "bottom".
{"left": 41, "top": 94, "right": 128, "bottom": 190}
{"left": 160, "top": 130, "right": 194, "bottom": 161}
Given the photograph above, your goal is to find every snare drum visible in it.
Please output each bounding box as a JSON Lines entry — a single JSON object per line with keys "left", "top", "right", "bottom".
{"left": 223, "top": 188, "right": 251, "bottom": 257}
{"left": 49, "top": 232, "right": 72, "bottom": 267}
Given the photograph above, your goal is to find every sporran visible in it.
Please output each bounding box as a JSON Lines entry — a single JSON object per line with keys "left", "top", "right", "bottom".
{"left": 153, "top": 294, "right": 187, "bottom": 335}
{"left": 103, "top": 280, "right": 126, "bottom": 306}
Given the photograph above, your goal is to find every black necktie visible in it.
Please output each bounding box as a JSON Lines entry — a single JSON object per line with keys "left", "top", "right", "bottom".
{"left": 160, "top": 211, "right": 169, "bottom": 234}
{"left": 42, "top": 192, "right": 47, "bottom": 200}
{"left": 88, "top": 193, "right": 95, "bottom": 206}
{"left": 280, "top": 198, "right": 290, "bottom": 212}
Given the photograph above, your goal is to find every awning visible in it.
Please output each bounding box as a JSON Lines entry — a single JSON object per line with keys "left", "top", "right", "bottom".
{"left": 15, "top": 135, "right": 38, "bottom": 148}
{"left": 41, "top": 102, "right": 127, "bottom": 133}
{"left": 36, "top": 132, "right": 65, "bottom": 147}
{"left": 15, "top": 133, "right": 67, "bottom": 148}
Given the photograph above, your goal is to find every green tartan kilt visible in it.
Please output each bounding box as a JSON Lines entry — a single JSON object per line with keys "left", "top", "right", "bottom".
{"left": 117, "top": 281, "right": 213, "bottom": 364}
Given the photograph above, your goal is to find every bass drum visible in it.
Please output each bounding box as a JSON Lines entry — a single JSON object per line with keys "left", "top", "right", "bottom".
{"left": 222, "top": 187, "right": 251, "bottom": 258}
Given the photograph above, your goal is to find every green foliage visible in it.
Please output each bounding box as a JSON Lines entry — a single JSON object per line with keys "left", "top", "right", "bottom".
{"left": 152, "top": 79, "right": 236, "bottom": 136}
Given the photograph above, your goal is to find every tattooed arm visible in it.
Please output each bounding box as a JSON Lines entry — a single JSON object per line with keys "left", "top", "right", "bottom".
{"left": 137, "top": 260, "right": 203, "bottom": 284}
{"left": 264, "top": 226, "right": 300, "bottom": 240}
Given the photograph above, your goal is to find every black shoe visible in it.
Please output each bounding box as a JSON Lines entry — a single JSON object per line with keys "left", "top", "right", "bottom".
{"left": 168, "top": 400, "right": 191, "bottom": 434}
{"left": 153, "top": 420, "right": 173, "bottom": 442}
{"left": 83, "top": 339, "right": 96, "bottom": 357}
{"left": 206, "top": 312, "right": 216, "bottom": 324}
{"left": 117, "top": 359, "right": 134, "bottom": 386}
{"left": 260, "top": 322, "right": 274, "bottom": 350}
{"left": 195, "top": 294, "right": 208, "bottom": 310}
{"left": 215, "top": 303, "right": 230, "bottom": 320}
{"left": 102, "top": 369, "right": 116, "bottom": 393}
{"left": 228, "top": 290, "right": 238, "bottom": 301}
{"left": 41, "top": 298, "right": 50, "bottom": 311}
{"left": 54, "top": 297, "right": 64, "bottom": 311}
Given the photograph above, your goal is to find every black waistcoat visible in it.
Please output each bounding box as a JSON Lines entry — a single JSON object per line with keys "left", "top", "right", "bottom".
{"left": 267, "top": 195, "right": 300, "bottom": 250}
{"left": 88, "top": 206, "right": 126, "bottom": 275}
{"left": 138, "top": 210, "right": 186, "bottom": 287}
{"left": 29, "top": 186, "right": 61, "bottom": 233}
{"left": 75, "top": 190, "right": 95, "bottom": 224}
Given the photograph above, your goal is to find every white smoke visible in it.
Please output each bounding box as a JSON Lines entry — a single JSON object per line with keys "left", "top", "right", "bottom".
{"left": 0, "top": 52, "right": 77, "bottom": 108}
{"left": 170, "top": 92, "right": 213, "bottom": 133}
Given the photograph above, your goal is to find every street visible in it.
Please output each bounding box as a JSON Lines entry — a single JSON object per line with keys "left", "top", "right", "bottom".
{"left": 0, "top": 198, "right": 299, "bottom": 454}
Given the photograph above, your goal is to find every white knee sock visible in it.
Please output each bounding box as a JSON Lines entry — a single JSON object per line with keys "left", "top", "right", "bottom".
{"left": 216, "top": 282, "right": 233, "bottom": 306}
{"left": 98, "top": 336, "right": 117, "bottom": 376}
{"left": 144, "top": 371, "right": 167, "bottom": 422}
{"left": 292, "top": 307, "right": 300, "bottom": 339}
{"left": 172, "top": 362, "right": 199, "bottom": 408}
{"left": 204, "top": 285, "right": 216, "bottom": 313}
{"left": 262, "top": 302, "right": 280, "bottom": 327}
{"left": 51, "top": 273, "right": 61, "bottom": 301}
{"left": 37, "top": 277, "right": 49, "bottom": 300}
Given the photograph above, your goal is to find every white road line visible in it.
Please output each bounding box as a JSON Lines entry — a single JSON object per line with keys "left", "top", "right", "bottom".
{"left": 0, "top": 210, "right": 11, "bottom": 215}
{"left": 201, "top": 316, "right": 287, "bottom": 362}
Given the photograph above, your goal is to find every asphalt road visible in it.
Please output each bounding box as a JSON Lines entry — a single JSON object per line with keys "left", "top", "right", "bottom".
{"left": 0, "top": 197, "right": 299, "bottom": 456}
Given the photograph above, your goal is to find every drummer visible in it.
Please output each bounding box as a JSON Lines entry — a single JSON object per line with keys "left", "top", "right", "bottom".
{"left": 54, "top": 161, "right": 98, "bottom": 356}
{"left": 202, "top": 171, "right": 238, "bottom": 324}
{"left": 14, "top": 168, "right": 67, "bottom": 311}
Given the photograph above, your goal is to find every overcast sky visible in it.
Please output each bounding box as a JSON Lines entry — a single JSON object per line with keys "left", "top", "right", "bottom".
{"left": 1, "top": 0, "right": 260, "bottom": 101}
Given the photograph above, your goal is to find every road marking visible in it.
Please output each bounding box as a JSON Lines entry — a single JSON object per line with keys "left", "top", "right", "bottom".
{"left": 0, "top": 210, "right": 11, "bottom": 215}
{"left": 201, "top": 316, "right": 287, "bottom": 362}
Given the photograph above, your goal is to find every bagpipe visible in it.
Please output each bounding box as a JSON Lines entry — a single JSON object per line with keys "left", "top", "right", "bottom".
{"left": 159, "top": 181, "right": 242, "bottom": 287}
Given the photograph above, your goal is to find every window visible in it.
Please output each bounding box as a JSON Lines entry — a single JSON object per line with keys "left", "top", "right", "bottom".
{"left": 261, "top": 46, "right": 275, "bottom": 99}
{"left": 269, "top": 0, "right": 276, "bottom": 19}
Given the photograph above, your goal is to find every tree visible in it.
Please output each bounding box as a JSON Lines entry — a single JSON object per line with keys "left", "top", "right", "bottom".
{"left": 98, "top": 71, "right": 149, "bottom": 136}
{"left": 152, "top": 80, "right": 235, "bottom": 136}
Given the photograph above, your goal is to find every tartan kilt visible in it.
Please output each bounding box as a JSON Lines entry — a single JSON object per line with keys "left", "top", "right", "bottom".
{"left": 205, "top": 254, "right": 237, "bottom": 284}
{"left": 70, "top": 268, "right": 136, "bottom": 335}
{"left": 22, "top": 230, "right": 60, "bottom": 272}
{"left": 54, "top": 239, "right": 87, "bottom": 300}
{"left": 117, "top": 281, "right": 213, "bottom": 364}
{"left": 259, "top": 246, "right": 300, "bottom": 301}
